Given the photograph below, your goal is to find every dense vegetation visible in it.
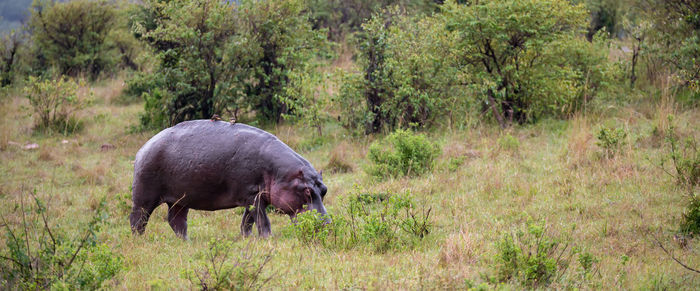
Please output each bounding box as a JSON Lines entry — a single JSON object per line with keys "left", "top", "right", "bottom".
{"left": 1, "top": 0, "right": 699, "bottom": 289}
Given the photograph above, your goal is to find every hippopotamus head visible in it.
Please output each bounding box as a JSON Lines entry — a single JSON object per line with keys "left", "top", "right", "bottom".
{"left": 270, "top": 167, "right": 328, "bottom": 219}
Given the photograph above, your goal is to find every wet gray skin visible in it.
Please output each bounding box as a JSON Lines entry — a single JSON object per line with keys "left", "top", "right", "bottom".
{"left": 129, "top": 120, "right": 328, "bottom": 239}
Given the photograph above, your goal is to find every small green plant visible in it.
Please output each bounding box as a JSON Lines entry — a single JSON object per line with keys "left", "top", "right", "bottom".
{"left": 494, "top": 221, "right": 575, "bottom": 287}
{"left": 447, "top": 156, "right": 466, "bottom": 172}
{"left": 367, "top": 129, "right": 441, "bottom": 178}
{"left": 0, "top": 190, "right": 122, "bottom": 289}
{"left": 498, "top": 133, "right": 520, "bottom": 152}
{"left": 24, "top": 76, "right": 92, "bottom": 134}
{"left": 183, "top": 238, "right": 275, "bottom": 290}
{"left": 596, "top": 125, "right": 627, "bottom": 158}
{"left": 286, "top": 188, "right": 432, "bottom": 253}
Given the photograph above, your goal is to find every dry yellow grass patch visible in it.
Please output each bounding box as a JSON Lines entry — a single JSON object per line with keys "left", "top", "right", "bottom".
{"left": 565, "top": 113, "right": 594, "bottom": 169}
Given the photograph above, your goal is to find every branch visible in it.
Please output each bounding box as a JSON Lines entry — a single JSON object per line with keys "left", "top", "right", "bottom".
{"left": 649, "top": 230, "right": 700, "bottom": 274}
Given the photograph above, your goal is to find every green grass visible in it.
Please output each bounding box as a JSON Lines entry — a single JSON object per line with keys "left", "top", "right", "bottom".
{"left": 1, "top": 80, "right": 699, "bottom": 289}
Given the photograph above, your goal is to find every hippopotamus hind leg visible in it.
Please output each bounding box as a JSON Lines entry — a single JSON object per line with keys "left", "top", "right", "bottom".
{"left": 240, "top": 207, "right": 255, "bottom": 237}
{"left": 167, "top": 203, "right": 190, "bottom": 239}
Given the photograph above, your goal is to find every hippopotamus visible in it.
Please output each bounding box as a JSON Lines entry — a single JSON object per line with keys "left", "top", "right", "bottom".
{"left": 129, "top": 120, "right": 328, "bottom": 239}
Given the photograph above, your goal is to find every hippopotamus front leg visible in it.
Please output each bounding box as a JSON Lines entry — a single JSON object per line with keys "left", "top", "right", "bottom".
{"left": 254, "top": 205, "right": 271, "bottom": 238}
{"left": 240, "top": 204, "right": 271, "bottom": 237}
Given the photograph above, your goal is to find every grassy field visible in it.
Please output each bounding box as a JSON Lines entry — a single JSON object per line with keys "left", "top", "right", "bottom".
{"left": 1, "top": 77, "right": 699, "bottom": 289}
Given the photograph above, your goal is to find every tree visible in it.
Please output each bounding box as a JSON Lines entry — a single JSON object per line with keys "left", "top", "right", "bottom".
{"left": 236, "top": 0, "right": 328, "bottom": 124}
{"left": 133, "top": 0, "right": 237, "bottom": 127}
{"left": 648, "top": 0, "right": 700, "bottom": 96}
{"left": 29, "top": 0, "right": 117, "bottom": 79}
{"left": 443, "top": 0, "right": 590, "bottom": 127}
{"left": 131, "top": 0, "right": 327, "bottom": 128}
{"left": 0, "top": 28, "right": 24, "bottom": 87}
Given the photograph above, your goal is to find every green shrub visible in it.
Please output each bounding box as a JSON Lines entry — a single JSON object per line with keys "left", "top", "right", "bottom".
{"left": 29, "top": 0, "right": 118, "bottom": 79}
{"left": 286, "top": 189, "right": 432, "bottom": 253}
{"left": 443, "top": 0, "right": 592, "bottom": 126}
{"left": 680, "top": 198, "right": 700, "bottom": 236}
{"left": 23, "top": 76, "right": 92, "bottom": 134}
{"left": 596, "top": 125, "right": 627, "bottom": 158}
{"left": 120, "top": 71, "right": 165, "bottom": 105}
{"left": 0, "top": 192, "right": 122, "bottom": 289}
{"left": 337, "top": 9, "right": 467, "bottom": 133}
{"left": 662, "top": 116, "right": 700, "bottom": 235}
{"left": 367, "top": 129, "right": 441, "bottom": 178}
{"left": 132, "top": 0, "right": 327, "bottom": 129}
{"left": 494, "top": 221, "right": 576, "bottom": 287}
{"left": 183, "top": 238, "right": 274, "bottom": 290}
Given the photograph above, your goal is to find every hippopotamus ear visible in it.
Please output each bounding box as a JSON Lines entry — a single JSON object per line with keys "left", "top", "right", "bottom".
{"left": 319, "top": 170, "right": 323, "bottom": 179}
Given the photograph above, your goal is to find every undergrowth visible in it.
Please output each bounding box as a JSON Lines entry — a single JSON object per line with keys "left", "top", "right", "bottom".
{"left": 0, "top": 190, "right": 122, "bottom": 289}
{"left": 367, "top": 129, "right": 441, "bottom": 178}
{"left": 286, "top": 188, "right": 432, "bottom": 253}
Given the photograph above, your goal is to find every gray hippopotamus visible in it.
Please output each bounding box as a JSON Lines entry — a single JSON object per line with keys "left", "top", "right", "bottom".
{"left": 129, "top": 120, "right": 328, "bottom": 239}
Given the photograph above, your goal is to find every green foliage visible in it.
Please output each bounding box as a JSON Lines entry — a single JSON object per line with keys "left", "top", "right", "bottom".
{"left": 23, "top": 76, "right": 92, "bottom": 134}
{"left": 183, "top": 238, "right": 274, "bottom": 290}
{"left": 494, "top": 221, "right": 577, "bottom": 287}
{"left": 661, "top": 116, "right": 700, "bottom": 235}
{"left": 237, "top": 0, "right": 330, "bottom": 124}
{"left": 307, "top": 0, "right": 439, "bottom": 41}
{"left": 132, "top": 0, "right": 237, "bottom": 128}
{"left": 133, "top": 0, "right": 327, "bottom": 129}
{"left": 282, "top": 65, "right": 331, "bottom": 136}
{"left": 29, "top": 0, "right": 118, "bottom": 79}
{"left": 647, "top": 0, "right": 700, "bottom": 97}
{"left": 0, "top": 192, "right": 123, "bottom": 289}
{"left": 367, "top": 129, "right": 441, "bottom": 178}
{"left": 680, "top": 198, "right": 700, "bottom": 236}
{"left": 443, "top": 0, "right": 591, "bottom": 126}
{"left": 664, "top": 118, "right": 700, "bottom": 189}
{"left": 595, "top": 125, "right": 627, "bottom": 158}
{"left": 286, "top": 189, "right": 432, "bottom": 253}
{"left": 337, "top": 8, "right": 467, "bottom": 133}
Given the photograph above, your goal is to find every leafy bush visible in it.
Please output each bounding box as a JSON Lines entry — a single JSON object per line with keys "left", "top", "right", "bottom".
{"left": 663, "top": 117, "right": 700, "bottom": 189}
{"left": 367, "top": 129, "right": 441, "bottom": 178}
{"left": 286, "top": 189, "right": 432, "bottom": 253}
{"left": 0, "top": 192, "right": 122, "bottom": 289}
{"left": 680, "top": 198, "right": 700, "bottom": 236}
{"left": 443, "top": 0, "right": 592, "bottom": 126}
{"left": 23, "top": 76, "right": 92, "bottom": 134}
{"left": 29, "top": 0, "right": 118, "bottom": 79}
{"left": 307, "top": 0, "right": 438, "bottom": 41}
{"left": 596, "top": 125, "right": 627, "bottom": 158}
{"left": 183, "top": 238, "right": 274, "bottom": 290}
{"left": 132, "top": 0, "right": 327, "bottom": 129}
{"left": 494, "top": 221, "right": 576, "bottom": 287}
{"left": 337, "top": 8, "right": 467, "bottom": 134}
